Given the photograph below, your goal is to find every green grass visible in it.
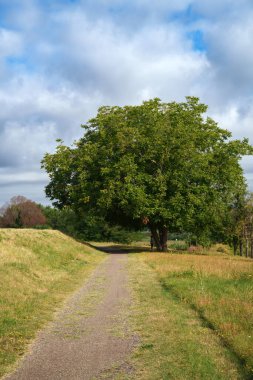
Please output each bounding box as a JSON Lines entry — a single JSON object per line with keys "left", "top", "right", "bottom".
{"left": 2, "top": 234, "right": 252, "bottom": 379}
{"left": 0, "top": 229, "right": 105, "bottom": 378}
{"left": 128, "top": 250, "right": 253, "bottom": 379}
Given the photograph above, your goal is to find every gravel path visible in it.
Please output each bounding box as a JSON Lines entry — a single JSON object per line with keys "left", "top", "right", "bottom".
{"left": 5, "top": 253, "right": 137, "bottom": 380}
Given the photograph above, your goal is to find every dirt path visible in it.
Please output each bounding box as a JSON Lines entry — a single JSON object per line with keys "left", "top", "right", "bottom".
{"left": 5, "top": 253, "right": 137, "bottom": 380}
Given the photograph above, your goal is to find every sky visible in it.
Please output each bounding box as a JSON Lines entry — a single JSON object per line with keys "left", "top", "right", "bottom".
{"left": 0, "top": 0, "right": 253, "bottom": 206}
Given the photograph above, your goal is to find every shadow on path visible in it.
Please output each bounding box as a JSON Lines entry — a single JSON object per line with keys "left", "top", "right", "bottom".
{"left": 87, "top": 242, "right": 149, "bottom": 254}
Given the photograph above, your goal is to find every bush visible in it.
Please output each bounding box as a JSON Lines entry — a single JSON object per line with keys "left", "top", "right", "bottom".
{"left": 40, "top": 205, "right": 143, "bottom": 243}
{"left": 169, "top": 242, "right": 189, "bottom": 251}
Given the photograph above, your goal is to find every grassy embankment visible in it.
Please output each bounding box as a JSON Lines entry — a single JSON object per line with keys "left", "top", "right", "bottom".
{"left": 0, "top": 229, "right": 105, "bottom": 378}
{"left": 128, "top": 246, "right": 253, "bottom": 380}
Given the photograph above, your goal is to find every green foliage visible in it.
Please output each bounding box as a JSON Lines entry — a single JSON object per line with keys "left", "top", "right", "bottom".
{"left": 42, "top": 97, "right": 253, "bottom": 246}
{"left": 40, "top": 205, "right": 140, "bottom": 243}
{"left": 169, "top": 232, "right": 190, "bottom": 241}
{"left": 169, "top": 241, "right": 189, "bottom": 250}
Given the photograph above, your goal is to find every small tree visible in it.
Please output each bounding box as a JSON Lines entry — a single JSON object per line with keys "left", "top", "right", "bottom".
{"left": 228, "top": 193, "right": 253, "bottom": 257}
{"left": 0, "top": 196, "right": 46, "bottom": 228}
{"left": 42, "top": 97, "right": 253, "bottom": 251}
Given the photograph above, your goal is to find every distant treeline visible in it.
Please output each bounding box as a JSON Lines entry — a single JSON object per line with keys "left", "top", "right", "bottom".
{"left": 0, "top": 196, "right": 145, "bottom": 243}
{"left": 40, "top": 204, "right": 146, "bottom": 243}
{"left": 1, "top": 194, "right": 253, "bottom": 253}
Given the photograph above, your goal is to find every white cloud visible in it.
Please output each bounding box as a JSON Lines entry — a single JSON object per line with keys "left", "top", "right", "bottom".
{"left": 0, "top": 28, "right": 22, "bottom": 57}
{"left": 212, "top": 103, "right": 253, "bottom": 144}
{"left": 0, "top": 0, "right": 253, "bottom": 205}
{"left": 202, "top": 12, "right": 253, "bottom": 96}
{"left": 0, "top": 169, "right": 48, "bottom": 185}
{"left": 193, "top": 0, "right": 252, "bottom": 17}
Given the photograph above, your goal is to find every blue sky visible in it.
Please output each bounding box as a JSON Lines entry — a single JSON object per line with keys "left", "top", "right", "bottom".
{"left": 0, "top": 0, "right": 253, "bottom": 205}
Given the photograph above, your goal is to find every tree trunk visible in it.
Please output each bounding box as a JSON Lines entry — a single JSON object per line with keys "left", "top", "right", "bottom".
{"left": 233, "top": 237, "right": 238, "bottom": 256}
{"left": 246, "top": 239, "right": 249, "bottom": 258}
{"left": 150, "top": 226, "right": 168, "bottom": 252}
{"left": 239, "top": 240, "right": 243, "bottom": 256}
{"left": 160, "top": 227, "right": 168, "bottom": 252}
{"left": 251, "top": 239, "right": 253, "bottom": 258}
{"left": 150, "top": 226, "right": 162, "bottom": 251}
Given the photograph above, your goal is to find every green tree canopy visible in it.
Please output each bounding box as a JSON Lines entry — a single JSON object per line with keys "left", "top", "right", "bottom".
{"left": 42, "top": 97, "right": 253, "bottom": 251}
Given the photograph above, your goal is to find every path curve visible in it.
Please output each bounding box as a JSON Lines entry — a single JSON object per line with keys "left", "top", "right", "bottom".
{"left": 5, "top": 253, "right": 137, "bottom": 380}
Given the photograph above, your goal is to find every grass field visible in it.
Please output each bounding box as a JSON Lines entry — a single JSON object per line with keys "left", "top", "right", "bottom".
{"left": 0, "top": 229, "right": 106, "bottom": 378}
{"left": 1, "top": 232, "right": 253, "bottom": 379}
{"left": 128, "top": 249, "right": 253, "bottom": 379}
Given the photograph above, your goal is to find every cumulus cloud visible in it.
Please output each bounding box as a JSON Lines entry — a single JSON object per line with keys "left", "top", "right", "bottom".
{"left": 0, "top": 0, "right": 253, "bottom": 204}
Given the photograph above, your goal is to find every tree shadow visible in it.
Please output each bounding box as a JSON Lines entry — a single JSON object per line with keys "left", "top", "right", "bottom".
{"left": 87, "top": 242, "right": 149, "bottom": 254}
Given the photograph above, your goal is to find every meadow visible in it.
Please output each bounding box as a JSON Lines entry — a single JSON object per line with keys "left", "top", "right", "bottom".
{"left": 129, "top": 247, "right": 253, "bottom": 379}
{"left": 0, "top": 229, "right": 105, "bottom": 378}
{"left": 1, "top": 231, "right": 253, "bottom": 379}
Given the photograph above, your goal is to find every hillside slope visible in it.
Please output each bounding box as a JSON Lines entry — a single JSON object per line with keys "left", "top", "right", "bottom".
{"left": 0, "top": 229, "right": 105, "bottom": 378}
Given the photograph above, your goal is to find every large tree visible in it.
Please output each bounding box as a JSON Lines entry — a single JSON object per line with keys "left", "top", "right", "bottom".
{"left": 42, "top": 97, "right": 252, "bottom": 251}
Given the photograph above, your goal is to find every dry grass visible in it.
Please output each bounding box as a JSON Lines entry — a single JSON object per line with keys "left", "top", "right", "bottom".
{"left": 0, "top": 229, "right": 105, "bottom": 378}
{"left": 128, "top": 255, "right": 245, "bottom": 380}
{"left": 139, "top": 251, "right": 253, "bottom": 377}
{"left": 149, "top": 252, "right": 253, "bottom": 279}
